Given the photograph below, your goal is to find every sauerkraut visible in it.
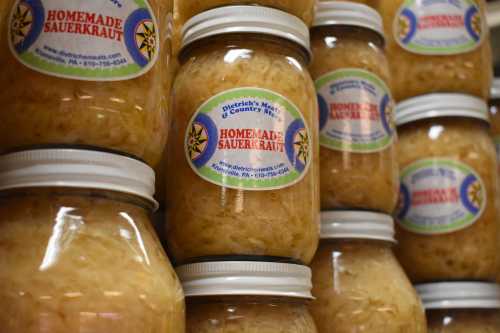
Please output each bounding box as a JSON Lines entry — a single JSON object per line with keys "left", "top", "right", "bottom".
{"left": 309, "top": 240, "right": 427, "bottom": 333}
{"left": 177, "top": 0, "right": 315, "bottom": 26}
{"left": 310, "top": 26, "right": 398, "bottom": 213}
{"left": 187, "top": 297, "right": 317, "bottom": 333}
{"left": 0, "top": 189, "right": 185, "bottom": 332}
{"left": 377, "top": 0, "right": 492, "bottom": 101}
{"left": 396, "top": 118, "right": 499, "bottom": 282}
{"left": 0, "top": 0, "right": 174, "bottom": 167}
{"left": 427, "top": 309, "right": 500, "bottom": 333}
{"left": 166, "top": 35, "right": 320, "bottom": 264}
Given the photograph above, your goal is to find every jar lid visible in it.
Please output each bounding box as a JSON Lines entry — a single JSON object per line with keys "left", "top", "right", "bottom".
{"left": 320, "top": 211, "right": 395, "bottom": 242}
{"left": 177, "top": 261, "right": 313, "bottom": 299}
{"left": 313, "top": 1, "right": 384, "bottom": 39}
{"left": 395, "top": 93, "right": 490, "bottom": 126}
{"left": 491, "top": 78, "right": 500, "bottom": 99}
{"left": 181, "top": 5, "right": 311, "bottom": 59}
{"left": 0, "top": 149, "right": 158, "bottom": 209}
{"left": 416, "top": 282, "right": 500, "bottom": 309}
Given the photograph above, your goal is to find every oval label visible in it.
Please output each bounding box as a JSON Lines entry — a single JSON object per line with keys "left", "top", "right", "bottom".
{"left": 394, "top": 0, "right": 485, "bottom": 55}
{"left": 8, "top": 0, "right": 160, "bottom": 81}
{"left": 397, "top": 158, "right": 486, "bottom": 235}
{"left": 316, "top": 69, "right": 395, "bottom": 153}
{"left": 185, "top": 87, "right": 312, "bottom": 191}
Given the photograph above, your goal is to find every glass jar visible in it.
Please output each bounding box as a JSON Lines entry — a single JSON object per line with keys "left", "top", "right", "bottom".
{"left": 310, "top": 2, "right": 398, "bottom": 213}
{"left": 0, "top": 149, "right": 185, "bottom": 332}
{"left": 309, "top": 211, "right": 427, "bottom": 333}
{"left": 177, "top": 261, "right": 317, "bottom": 333}
{"left": 0, "top": 0, "right": 174, "bottom": 167}
{"left": 417, "top": 282, "right": 500, "bottom": 333}
{"left": 166, "top": 6, "right": 319, "bottom": 264}
{"left": 395, "top": 94, "right": 499, "bottom": 282}
{"left": 377, "top": 0, "right": 492, "bottom": 101}
{"left": 177, "top": 1, "right": 315, "bottom": 27}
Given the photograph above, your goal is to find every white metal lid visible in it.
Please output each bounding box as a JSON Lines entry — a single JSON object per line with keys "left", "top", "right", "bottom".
{"left": 491, "top": 78, "right": 500, "bottom": 99}
{"left": 313, "top": 1, "right": 384, "bottom": 38}
{"left": 0, "top": 149, "right": 158, "bottom": 209}
{"left": 416, "top": 282, "right": 500, "bottom": 309}
{"left": 320, "top": 211, "right": 395, "bottom": 242}
{"left": 181, "top": 5, "right": 311, "bottom": 58}
{"left": 177, "top": 261, "right": 313, "bottom": 299}
{"left": 395, "top": 93, "right": 490, "bottom": 126}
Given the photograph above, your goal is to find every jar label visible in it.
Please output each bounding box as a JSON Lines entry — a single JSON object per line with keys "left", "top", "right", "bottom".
{"left": 394, "top": 0, "right": 485, "bottom": 55}
{"left": 397, "top": 158, "right": 486, "bottom": 234}
{"left": 316, "top": 69, "right": 395, "bottom": 153}
{"left": 8, "top": 0, "right": 159, "bottom": 81}
{"left": 185, "top": 87, "right": 312, "bottom": 190}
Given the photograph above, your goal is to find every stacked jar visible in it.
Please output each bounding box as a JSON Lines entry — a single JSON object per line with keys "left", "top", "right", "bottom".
{"left": 416, "top": 282, "right": 500, "bottom": 332}
{"left": 165, "top": 5, "right": 319, "bottom": 263}
{"left": 0, "top": 0, "right": 175, "bottom": 168}
{"left": 309, "top": 211, "right": 427, "bottom": 332}
{"left": 307, "top": 3, "right": 426, "bottom": 332}
{"left": 395, "top": 95, "right": 499, "bottom": 282}
{"left": 177, "top": 260, "right": 317, "bottom": 333}
{"left": 166, "top": 4, "right": 319, "bottom": 332}
{"left": 0, "top": 149, "right": 185, "bottom": 332}
{"left": 310, "top": 1, "right": 398, "bottom": 214}
{"left": 377, "top": 0, "right": 492, "bottom": 102}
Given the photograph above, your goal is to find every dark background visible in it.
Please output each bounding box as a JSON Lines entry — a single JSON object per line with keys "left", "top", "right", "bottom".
{"left": 489, "top": 0, "right": 500, "bottom": 74}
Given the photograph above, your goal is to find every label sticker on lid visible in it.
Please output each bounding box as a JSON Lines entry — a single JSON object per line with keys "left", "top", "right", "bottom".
{"left": 316, "top": 69, "right": 395, "bottom": 153}
{"left": 8, "top": 0, "right": 160, "bottom": 81}
{"left": 397, "top": 158, "right": 486, "bottom": 235}
{"left": 185, "top": 87, "right": 312, "bottom": 190}
{"left": 394, "top": 0, "right": 485, "bottom": 55}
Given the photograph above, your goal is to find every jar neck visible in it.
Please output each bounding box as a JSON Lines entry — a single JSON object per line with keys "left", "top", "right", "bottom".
{"left": 179, "top": 33, "right": 310, "bottom": 66}
{"left": 0, "top": 187, "right": 154, "bottom": 212}
{"left": 311, "top": 25, "right": 385, "bottom": 49}
{"left": 398, "top": 116, "right": 490, "bottom": 132}
{"left": 186, "top": 295, "right": 309, "bottom": 306}
{"left": 427, "top": 308, "right": 500, "bottom": 323}
{"left": 320, "top": 238, "right": 394, "bottom": 248}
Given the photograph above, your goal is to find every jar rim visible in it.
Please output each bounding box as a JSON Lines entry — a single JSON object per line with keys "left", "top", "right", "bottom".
{"left": 313, "top": 1, "right": 384, "bottom": 40}
{"left": 395, "top": 93, "right": 490, "bottom": 126}
{"left": 181, "top": 5, "right": 311, "bottom": 61}
{"left": 177, "top": 261, "right": 313, "bottom": 299}
{"left": 416, "top": 282, "right": 500, "bottom": 310}
{"left": 0, "top": 148, "right": 158, "bottom": 210}
{"left": 320, "top": 211, "right": 395, "bottom": 243}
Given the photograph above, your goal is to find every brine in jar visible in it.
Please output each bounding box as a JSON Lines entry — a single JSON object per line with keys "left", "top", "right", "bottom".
{"left": 177, "top": 261, "right": 318, "bottom": 333}
{"left": 377, "top": 0, "right": 492, "bottom": 101}
{"left": 395, "top": 94, "right": 499, "bottom": 282}
{"left": 310, "top": 211, "right": 427, "bottom": 333}
{"left": 417, "top": 282, "right": 500, "bottom": 333}
{"left": 0, "top": 149, "right": 185, "bottom": 333}
{"left": 0, "top": 0, "right": 174, "bottom": 166}
{"left": 310, "top": 2, "right": 398, "bottom": 213}
{"left": 166, "top": 6, "right": 320, "bottom": 264}
{"left": 177, "top": 0, "right": 315, "bottom": 26}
